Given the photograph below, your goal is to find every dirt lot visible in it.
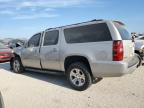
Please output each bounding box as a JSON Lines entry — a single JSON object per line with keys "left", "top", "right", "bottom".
{"left": 0, "top": 62, "right": 144, "bottom": 108}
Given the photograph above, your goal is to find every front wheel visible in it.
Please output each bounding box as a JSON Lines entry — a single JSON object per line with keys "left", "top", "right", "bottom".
{"left": 66, "top": 62, "right": 92, "bottom": 91}
{"left": 12, "top": 57, "right": 24, "bottom": 73}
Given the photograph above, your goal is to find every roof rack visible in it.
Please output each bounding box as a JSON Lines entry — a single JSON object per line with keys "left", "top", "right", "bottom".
{"left": 91, "top": 19, "right": 103, "bottom": 22}
{"left": 46, "top": 28, "right": 53, "bottom": 30}
{"left": 45, "top": 19, "right": 104, "bottom": 31}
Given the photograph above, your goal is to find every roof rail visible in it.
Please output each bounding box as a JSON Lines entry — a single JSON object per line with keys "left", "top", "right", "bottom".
{"left": 46, "top": 19, "right": 104, "bottom": 31}
{"left": 91, "top": 19, "right": 103, "bottom": 22}
{"left": 46, "top": 28, "right": 53, "bottom": 30}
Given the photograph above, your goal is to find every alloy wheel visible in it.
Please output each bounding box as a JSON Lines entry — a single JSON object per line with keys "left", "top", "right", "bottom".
{"left": 70, "top": 68, "right": 86, "bottom": 87}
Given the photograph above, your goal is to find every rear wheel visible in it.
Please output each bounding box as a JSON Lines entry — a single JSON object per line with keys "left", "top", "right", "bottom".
{"left": 66, "top": 62, "right": 92, "bottom": 91}
{"left": 12, "top": 57, "right": 24, "bottom": 73}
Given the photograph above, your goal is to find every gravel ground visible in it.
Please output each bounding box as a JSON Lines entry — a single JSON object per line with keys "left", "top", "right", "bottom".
{"left": 0, "top": 62, "right": 144, "bottom": 108}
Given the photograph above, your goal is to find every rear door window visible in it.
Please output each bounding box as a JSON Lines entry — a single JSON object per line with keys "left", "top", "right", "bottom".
{"left": 64, "top": 23, "right": 112, "bottom": 43}
{"left": 43, "top": 30, "right": 59, "bottom": 46}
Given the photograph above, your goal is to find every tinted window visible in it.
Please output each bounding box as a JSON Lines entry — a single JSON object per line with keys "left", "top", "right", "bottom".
{"left": 115, "top": 23, "right": 131, "bottom": 40}
{"left": 64, "top": 23, "right": 112, "bottom": 43}
{"left": 28, "top": 33, "right": 41, "bottom": 47}
{"left": 43, "top": 30, "right": 59, "bottom": 46}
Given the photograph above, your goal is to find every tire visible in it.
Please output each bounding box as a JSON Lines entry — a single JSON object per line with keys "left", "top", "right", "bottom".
{"left": 10, "top": 58, "right": 14, "bottom": 70}
{"left": 12, "top": 57, "right": 24, "bottom": 73}
{"left": 135, "top": 53, "right": 142, "bottom": 67}
{"left": 66, "top": 62, "right": 92, "bottom": 91}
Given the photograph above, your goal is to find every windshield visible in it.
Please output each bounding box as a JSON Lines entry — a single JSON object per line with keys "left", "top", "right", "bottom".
{"left": 0, "top": 42, "right": 7, "bottom": 49}
{"left": 114, "top": 23, "right": 132, "bottom": 40}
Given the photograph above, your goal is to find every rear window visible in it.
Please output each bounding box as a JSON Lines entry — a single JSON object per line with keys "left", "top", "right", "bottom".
{"left": 115, "top": 23, "right": 131, "bottom": 40}
{"left": 64, "top": 23, "right": 112, "bottom": 43}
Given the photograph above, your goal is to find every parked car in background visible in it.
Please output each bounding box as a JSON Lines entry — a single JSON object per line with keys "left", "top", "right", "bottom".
{"left": 135, "top": 36, "right": 144, "bottom": 64}
{"left": 10, "top": 19, "right": 139, "bottom": 91}
{"left": 0, "top": 38, "right": 27, "bottom": 49}
{"left": 8, "top": 39, "right": 26, "bottom": 49}
{"left": 136, "top": 35, "right": 144, "bottom": 40}
{"left": 0, "top": 42, "right": 13, "bottom": 63}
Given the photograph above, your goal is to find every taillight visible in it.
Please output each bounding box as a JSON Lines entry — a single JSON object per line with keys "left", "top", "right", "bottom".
{"left": 113, "top": 40, "right": 123, "bottom": 61}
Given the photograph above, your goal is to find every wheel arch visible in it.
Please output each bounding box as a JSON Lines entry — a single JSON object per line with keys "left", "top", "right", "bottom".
{"left": 10, "top": 53, "right": 22, "bottom": 69}
{"left": 64, "top": 55, "right": 94, "bottom": 78}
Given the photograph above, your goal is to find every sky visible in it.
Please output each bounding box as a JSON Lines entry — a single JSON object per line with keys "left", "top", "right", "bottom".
{"left": 0, "top": 0, "right": 143, "bottom": 39}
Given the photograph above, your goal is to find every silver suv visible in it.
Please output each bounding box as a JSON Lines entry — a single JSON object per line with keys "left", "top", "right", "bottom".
{"left": 10, "top": 19, "right": 139, "bottom": 91}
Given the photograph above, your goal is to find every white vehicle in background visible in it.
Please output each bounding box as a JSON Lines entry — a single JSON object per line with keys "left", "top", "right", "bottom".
{"left": 135, "top": 36, "right": 144, "bottom": 64}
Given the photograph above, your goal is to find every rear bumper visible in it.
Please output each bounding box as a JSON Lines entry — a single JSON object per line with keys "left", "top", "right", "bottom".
{"left": 91, "top": 55, "right": 139, "bottom": 77}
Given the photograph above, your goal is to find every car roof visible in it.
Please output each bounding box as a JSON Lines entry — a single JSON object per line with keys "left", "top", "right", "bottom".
{"left": 45, "top": 19, "right": 105, "bottom": 31}
{"left": 45, "top": 19, "right": 124, "bottom": 31}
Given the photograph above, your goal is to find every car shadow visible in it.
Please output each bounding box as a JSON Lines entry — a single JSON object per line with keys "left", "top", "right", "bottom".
{"left": 0, "top": 62, "right": 72, "bottom": 90}
{"left": 22, "top": 70, "right": 72, "bottom": 89}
